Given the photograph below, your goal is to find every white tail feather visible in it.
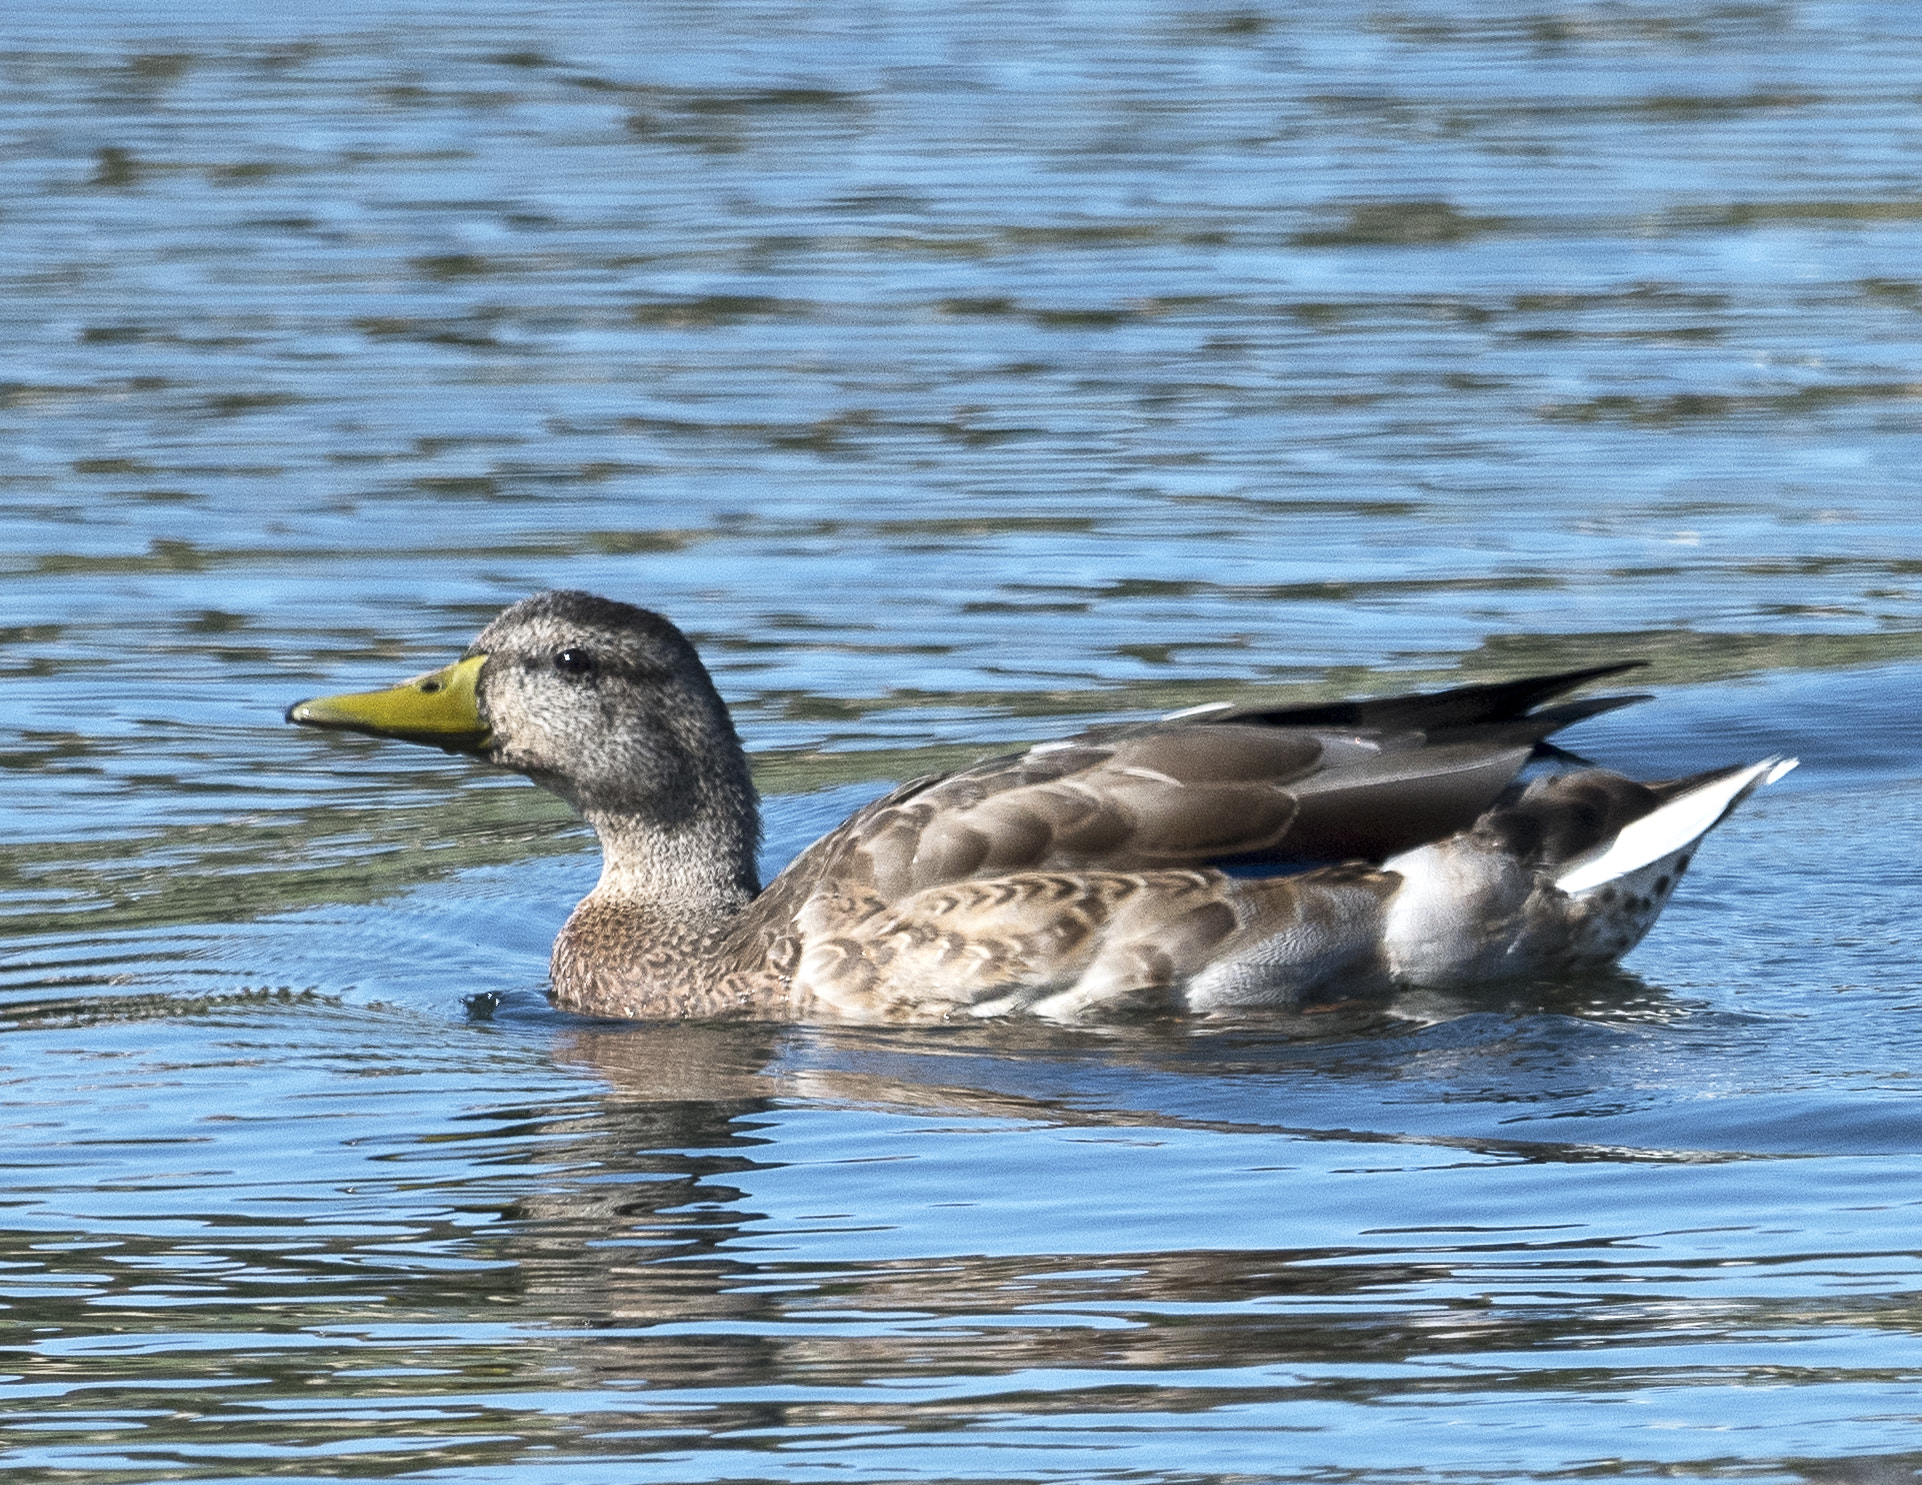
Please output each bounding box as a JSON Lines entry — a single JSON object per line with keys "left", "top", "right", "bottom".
{"left": 1555, "top": 755, "right": 1797, "bottom": 895}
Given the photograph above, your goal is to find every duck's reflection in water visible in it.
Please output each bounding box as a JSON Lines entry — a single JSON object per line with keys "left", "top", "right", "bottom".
{"left": 478, "top": 975, "right": 1726, "bottom": 1434}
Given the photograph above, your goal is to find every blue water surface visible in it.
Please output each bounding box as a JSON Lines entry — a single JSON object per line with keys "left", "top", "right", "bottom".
{"left": 5, "top": 2, "right": 1922, "bottom": 1481}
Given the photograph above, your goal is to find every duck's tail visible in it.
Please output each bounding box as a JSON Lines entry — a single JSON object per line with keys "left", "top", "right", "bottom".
{"left": 1380, "top": 754, "right": 1797, "bottom": 985}
{"left": 1554, "top": 755, "right": 1798, "bottom": 895}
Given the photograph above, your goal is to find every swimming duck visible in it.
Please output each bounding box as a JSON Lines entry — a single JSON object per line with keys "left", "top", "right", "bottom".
{"left": 288, "top": 590, "right": 1794, "bottom": 1022}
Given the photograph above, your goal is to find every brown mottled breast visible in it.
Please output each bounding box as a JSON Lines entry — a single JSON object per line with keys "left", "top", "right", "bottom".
{"left": 551, "top": 896, "right": 798, "bottom": 1021}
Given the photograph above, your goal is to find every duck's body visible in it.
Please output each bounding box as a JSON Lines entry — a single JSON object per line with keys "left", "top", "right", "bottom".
{"left": 289, "top": 591, "right": 1793, "bottom": 1022}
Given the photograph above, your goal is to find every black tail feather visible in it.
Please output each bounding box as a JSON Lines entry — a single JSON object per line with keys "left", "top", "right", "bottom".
{"left": 1231, "top": 661, "right": 1649, "bottom": 735}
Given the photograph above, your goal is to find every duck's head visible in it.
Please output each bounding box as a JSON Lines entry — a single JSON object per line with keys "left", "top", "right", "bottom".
{"left": 287, "top": 590, "right": 756, "bottom": 834}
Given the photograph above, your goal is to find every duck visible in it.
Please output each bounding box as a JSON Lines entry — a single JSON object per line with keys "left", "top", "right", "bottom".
{"left": 287, "top": 590, "right": 1795, "bottom": 1023}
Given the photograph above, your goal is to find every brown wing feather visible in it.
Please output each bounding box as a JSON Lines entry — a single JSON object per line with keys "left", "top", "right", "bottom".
{"left": 745, "top": 666, "right": 1641, "bottom": 946}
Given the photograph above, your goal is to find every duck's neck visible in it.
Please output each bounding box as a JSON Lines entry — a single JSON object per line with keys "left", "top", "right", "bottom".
{"left": 581, "top": 804, "right": 761, "bottom": 930}
{"left": 551, "top": 804, "right": 770, "bottom": 1020}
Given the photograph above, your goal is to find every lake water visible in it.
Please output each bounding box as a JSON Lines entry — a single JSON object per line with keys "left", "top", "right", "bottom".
{"left": 6, "top": 1, "right": 1922, "bottom": 1479}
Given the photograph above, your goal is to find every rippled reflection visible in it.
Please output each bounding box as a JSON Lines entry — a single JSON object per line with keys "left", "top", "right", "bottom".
{"left": 11, "top": 1007, "right": 1922, "bottom": 1479}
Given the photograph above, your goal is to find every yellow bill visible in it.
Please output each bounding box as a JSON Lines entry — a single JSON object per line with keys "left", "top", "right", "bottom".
{"left": 286, "top": 653, "right": 492, "bottom": 752}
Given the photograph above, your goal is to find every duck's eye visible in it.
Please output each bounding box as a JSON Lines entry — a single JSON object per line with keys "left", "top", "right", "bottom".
{"left": 554, "top": 648, "right": 598, "bottom": 677}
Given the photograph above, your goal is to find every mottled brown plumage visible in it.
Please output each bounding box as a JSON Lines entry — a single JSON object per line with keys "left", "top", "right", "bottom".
{"left": 288, "top": 590, "right": 1794, "bottom": 1022}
